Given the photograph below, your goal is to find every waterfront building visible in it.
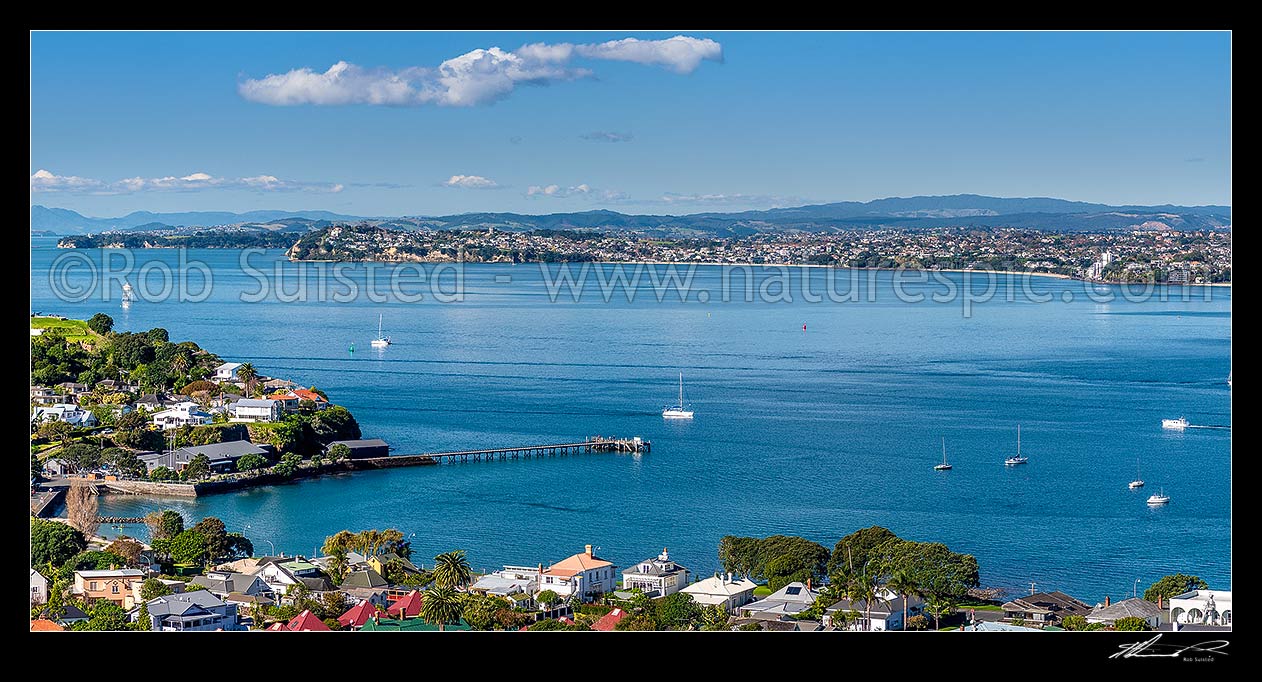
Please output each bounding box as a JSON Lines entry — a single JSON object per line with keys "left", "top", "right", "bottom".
{"left": 539, "top": 545, "right": 618, "bottom": 602}
{"left": 256, "top": 557, "right": 336, "bottom": 599}
{"left": 139, "top": 440, "right": 270, "bottom": 474}
{"left": 1087, "top": 597, "right": 1166, "bottom": 629}
{"left": 470, "top": 565, "right": 541, "bottom": 600}
{"left": 31, "top": 403, "right": 98, "bottom": 427}
{"left": 214, "top": 362, "right": 244, "bottom": 381}
{"left": 1169, "top": 589, "right": 1231, "bottom": 626}
{"left": 190, "top": 571, "right": 271, "bottom": 601}
{"left": 292, "top": 387, "right": 330, "bottom": 408}
{"left": 150, "top": 401, "right": 213, "bottom": 430}
{"left": 739, "top": 581, "right": 820, "bottom": 621}
{"left": 823, "top": 587, "right": 924, "bottom": 631}
{"left": 131, "top": 591, "right": 242, "bottom": 631}
{"left": 30, "top": 569, "right": 48, "bottom": 606}
{"left": 620, "top": 548, "right": 690, "bottom": 597}
{"left": 1001, "top": 591, "right": 1093, "bottom": 628}
{"left": 229, "top": 398, "right": 280, "bottom": 423}
{"left": 325, "top": 438, "right": 390, "bottom": 459}
{"left": 679, "top": 574, "right": 759, "bottom": 612}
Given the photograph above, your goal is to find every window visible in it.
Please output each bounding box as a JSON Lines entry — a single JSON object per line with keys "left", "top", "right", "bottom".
{"left": 111, "top": 584, "right": 119, "bottom": 594}
{"left": 89, "top": 581, "right": 97, "bottom": 591}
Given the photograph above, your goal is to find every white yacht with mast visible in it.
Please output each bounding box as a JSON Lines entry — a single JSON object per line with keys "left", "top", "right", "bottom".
{"left": 1147, "top": 488, "right": 1170, "bottom": 506}
{"left": 1162, "top": 416, "right": 1188, "bottom": 430}
{"left": 662, "top": 372, "right": 694, "bottom": 419}
{"left": 371, "top": 314, "right": 391, "bottom": 348}
{"left": 1004, "top": 425, "right": 1028, "bottom": 466}
{"left": 934, "top": 437, "right": 952, "bottom": 471}
{"left": 1128, "top": 459, "right": 1145, "bottom": 489}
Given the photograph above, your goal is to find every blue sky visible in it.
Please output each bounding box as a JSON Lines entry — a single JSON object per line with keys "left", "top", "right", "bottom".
{"left": 30, "top": 31, "right": 1231, "bottom": 217}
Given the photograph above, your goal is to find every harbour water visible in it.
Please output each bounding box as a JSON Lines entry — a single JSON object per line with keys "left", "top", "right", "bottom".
{"left": 31, "top": 239, "right": 1232, "bottom": 600}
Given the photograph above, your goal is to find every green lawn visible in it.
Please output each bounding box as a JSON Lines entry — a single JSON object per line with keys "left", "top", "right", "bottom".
{"left": 753, "top": 586, "right": 773, "bottom": 597}
{"left": 959, "top": 603, "right": 1004, "bottom": 611}
{"left": 31, "top": 316, "right": 97, "bottom": 342}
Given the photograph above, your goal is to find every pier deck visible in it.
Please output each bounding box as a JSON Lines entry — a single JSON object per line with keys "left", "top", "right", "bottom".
{"left": 356, "top": 436, "right": 650, "bottom": 467}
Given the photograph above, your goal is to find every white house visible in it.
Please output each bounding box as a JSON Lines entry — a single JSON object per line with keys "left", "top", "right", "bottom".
{"left": 539, "top": 545, "right": 618, "bottom": 602}
{"left": 31, "top": 403, "right": 98, "bottom": 427}
{"left": 823, "top": 587, "right": 924, "bottom": 631}
{"left": 739, "top": 581, "right": 819, "bottom": 621}
{"left": 214, "top": 362, "right": 244, "bottom": 381}
{"left": 151, "top": 402, "right": 213, "bottom": 430}
{"left": 31, "top": 569, "right": 49, "bottom": 606}
{"left": 621, "top": 548, "right": 690, "bottom": 597}
{"left": 130, "top": 591, "right": 242, "bottom": 631}
{"left": 255, "top": 558, "right": 335, "bottom": 601}
{"left": 229, "top": 398, "right": 279, "bottom": 423}
{"left": 680, "top": 573, "right": 759, "bottom": 613}
{"left": 470, "top": 565, "right": 541, "bottom": 600}
{"left": 1169, "top": 590, "right": 1231, "bottom": 627}
{"left": 1087, "top": 597, "right": 1166, "bottom": 629}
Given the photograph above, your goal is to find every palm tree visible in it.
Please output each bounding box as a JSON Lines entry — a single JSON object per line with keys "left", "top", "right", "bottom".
{"left": 839, "top": 549, "right": 886, "bottom": 631}
{"left": 322, "top": 530, "right": 356, "bottom": 556}
{"left": 422, "top": 586, "right": 464, "bottom": 632}
{"left": 885, "top": 569, "right": 922, "bottom": 631}
{"left": 924, "top": 594, "right": 958, "bottom": 631}
{"left": 236, "top": 363, "right": 258, "bottom": 395}
{"left": 433, "top": 550, "right": 473, "bottom": 589}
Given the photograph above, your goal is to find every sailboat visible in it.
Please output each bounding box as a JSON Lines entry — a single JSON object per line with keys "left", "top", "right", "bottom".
{"left": 1147, "top": 488, "right": 1170, "bottom": 506}
{"left": 934, "top": 437, "right": 953, "bottom": 470}
{"left": 1004, "top": 425, "right": 1028, "bottom": 466}
{"left": 1128, "top": 459, "right": 1145, "bottom": 489}
{"left": 662, "top": 372, "right": 694, "bottom": 419}
{"left": 1161, "top": 416, "right": 1188, "bottom": 430}
{"left": 371, "top": 314, "right": 391, "bottom": 348}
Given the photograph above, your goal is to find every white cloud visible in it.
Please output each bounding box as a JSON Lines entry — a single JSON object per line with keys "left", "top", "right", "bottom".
{"left": 575, "top": 36, "right": 723, "bottom": 74}
{"left": 581, "top": 131, "right": 634, "bottom": 143}
{"left": 443, "top": 174, "right": 500, "bottom": 189}
{"left": 240, "top": 35, "right": 722, "bottom": 108}
{"left": 30, "top": 169, "right": 343, "bottom": 195}
{"left": 526, "top": 183, "right": 626, "bottom": 201}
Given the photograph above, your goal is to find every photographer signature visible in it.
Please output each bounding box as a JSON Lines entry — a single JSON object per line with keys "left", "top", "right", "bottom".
{"left": 1110, "top": 634, "right": 1229, "bottom": 660}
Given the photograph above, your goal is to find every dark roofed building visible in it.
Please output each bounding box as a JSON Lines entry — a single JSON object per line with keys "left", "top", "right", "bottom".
{"left": 190, "top": 570, "right": 271, "bottom": 599}
{"left": 341, "top": 568, "right": 389, "bottom": 590}
{"left": 1088, "top": 597, "right": 1165, "bottom": 629}
{"left": 326, "top": 439, "right": 389, "bottom": 459}
{"left": 139, "top": 440, "right": 270, "bottom": 474}
{"left": 1002, "top": 591, "right": 1093, "bottom": 628}
{"left": 131, "top": 591, "right": 242, "bottom": 631}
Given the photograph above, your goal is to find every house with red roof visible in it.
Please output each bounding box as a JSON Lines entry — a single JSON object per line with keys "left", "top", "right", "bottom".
{"left": 291, "top": 388, "right": 330, "bottom": 408}
{"left": 591, "top": 608, "right": 628, "bottom": 631}
{"left": 269, "top": 609, "right": 331, "bottom": 631}
{"left": 30, "top": 619, "right": 64, "bottom": 632}
{"left": 540, "top": 544, "right": 617, "bottom": 603}
{"left": 387, "top": 590, "right": 423, "bottom": 618}
{"left": 338, "top": 599, "right": 380, "bottom": 629}
{"left": 265, "top": 393, "right": 300, "bottom": 413}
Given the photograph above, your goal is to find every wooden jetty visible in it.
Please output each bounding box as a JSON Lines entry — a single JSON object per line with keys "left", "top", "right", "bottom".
{"left": 355, "top": 436, "right": 650, "bottom": 468}
{"left": 97, "top": 516, "right": 146, "bottom": 524}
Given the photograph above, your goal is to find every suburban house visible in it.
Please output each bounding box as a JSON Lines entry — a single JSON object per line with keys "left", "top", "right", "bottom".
{"left": 215, "top": 362, "right": 244, "bottom": 381}
{"left": 387, "top": 590, "right": 424, "bottom": 618}
{"left": 539, "top": 545, "right": 618, "bottom": 602}
{"left": 592, "top": 608, "right": 629, "bottom": 631}
{"left": 739, "top": 581, "right": 820, "bottom": 621}
{"left": 139, "top": 440, "right": 271, "bottom": 474}
{"left": 150, "top": 402, "right": 213, "bottom": 430}
{"left": 1001, "top": 591, "right": 1094, "bottom": 628}
{"left": 73, "top": 568, "right": 145, "bottom": 608}
{"left": 230, "top": 398, "right": 280, "bottom": 423}
{"left": 265, "top": 392, "right": 300, "bottom": 413}
{"left": 338, "top": 600, "right": 381, "bottom": 629}
{"left": 966, "top": 620, "right": 1041, "bottom": 631}
{"left": 679, "top": 573, "right": 759, "bottom": 613}
{"left": 131, "top": 578, "right": 184, "bottom": 605}
{"left": 30, "top": 386, "right": 62, "bottom": 405}
{"left": 256, "top": 557, "right": 336, "bottom": 599}
{"left": 621, "top": 548, "right": 690, "bottom": 597}
{"left": 268, "top": 609, "right": 331, "bottom": 631}
{"left": 31, "top": 569, "right": 48, "bottom": 606}
{"left": 43, "top": 458, "right": 70, "bottom": 477}
{"left": 190, "top": 571, "right": 272, "bottom": 600}
{"left": 131, "top": 591, "right": 242, "bottom": 631}
{"left": 55, "top": 382, "right": 90, "bottom": 398}
{"left": 822, "top": 587, "right": 923, "bottom": 631}
{"left": 365, "top": 552, "right": 418, "bottom": 577}
{"left": 340, "top": 568, "right": 389, "bottom": 591}
{"left": 325, "top": 438, "right": 390, "bottom": 459}
{"left": 1169, "top": 589, "right": 1231, "bottom": 627}
{"left": 291, "top": 387, "right": 330, "bottom": 408}
{"left": 470, "top": 565, "right": 541, "bottom": 601}
{"left": 1087, "top": 597, "right": 1166, "bottom": 629}
{"left": 31, "top": 403, "right": 98, "bottom": 427}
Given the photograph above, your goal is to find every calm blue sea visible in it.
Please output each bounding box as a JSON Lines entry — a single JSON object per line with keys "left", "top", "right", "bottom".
{"left": 31, "top": 238, "right": 1232, "bottom": 602}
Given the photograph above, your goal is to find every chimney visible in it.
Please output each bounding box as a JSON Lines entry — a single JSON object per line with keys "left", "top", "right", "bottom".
{"left": 1105, "top": 595, "right": 1110, "bottom": 607}
{"left": 109, "top": 564, "right": 117, "bottom": 571}
{"left": 806, "top": 578, "right": 812, "bottom": 591}
{"left": 585, "top": 544, "right": 593, "bottom": 557}
{"left": 727, "top": 572, "right": 733, "bottom": 583}
{"left": 1158, "top": 594, "right": 1163, "bottom": 609}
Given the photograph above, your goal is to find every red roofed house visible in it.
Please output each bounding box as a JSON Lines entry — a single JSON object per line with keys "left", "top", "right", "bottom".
{"left": 30, "top": 619, "right": 65, "bottom": 632}
{"left": 540, "top": 544, "right": 617, "bottom": 603}
{"left": 387, "top": 590, "right": 423, "bottom": 618}
{"left": 291, "top": 388, "right": 329, "bottom": 409}
{"left": 265, "top": 393, "right": 300, "bottom": 413}
{"left": 591, "top": 608, "right": 628, "bottom": 631}
{"left": 338, "top": 599, "right": 380, "bottom": 629}
{"left": 272, "top": 609, "right": 331, "bottom": 631}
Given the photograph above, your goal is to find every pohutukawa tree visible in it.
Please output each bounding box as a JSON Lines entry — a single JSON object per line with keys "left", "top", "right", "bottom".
{"left": 65, "top": 478, "right": 99, "bottom": 539}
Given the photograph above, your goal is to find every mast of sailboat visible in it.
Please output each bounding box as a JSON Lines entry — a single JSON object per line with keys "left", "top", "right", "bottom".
{"left": 942, "top": 437, "right": 947, "bottom": 465}
{"left": 1017, "top": 424, "right": 1021, "bottom": 456}
{"left": 678, "top": 372, "right": 684, "bottom": 407}
{"left": 378, "top": 313, "right": 383, "bottom": 339}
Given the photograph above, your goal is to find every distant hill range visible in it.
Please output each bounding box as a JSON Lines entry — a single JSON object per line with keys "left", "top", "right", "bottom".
{"left": 31, "top": 194, "right": 1231, "bottom": 237}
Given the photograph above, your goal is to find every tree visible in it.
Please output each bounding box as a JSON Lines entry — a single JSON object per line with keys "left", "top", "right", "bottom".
{"left": 149, "top": 466, "right": 178, "bottom": 481}
{"left": 75, "top": 600, "right": 133, "bottom": 631}
{"left": 182, "top": 454, "right": 211, "bottom": 480}
{"left": 236, "top": 453, "right": 268, "bottom": 472}
{"left": 433, "top": 550, "right": 473, "bottom": 589}
{"left": 614, "top": 614, "right": 658, "bottom": 631}
{"left": 145, "top": 510, "right": 184, "bottom": 540}
{"left": 885, "top": 568, "right": 923, "bottom": 631}
{"left": 536, "top": 590, "right": 559, "bottom": 609}
{"left": 225, "top": 533, "right": 254, "bottom": 560}
{"left": 905, "top": 614, "right": 928, "bottom": 631}
{"left": 132, "top": 602, "right": 152, "bottom": 631}
{"left": 829, "top": 526, "right": 900, "bottom": 577}
{"left": 1143, "top": 574, "right": 1208, "bottom": 603}
{"left": 169, "top": 530, "right": 207, "bottom": 565}
{"left": 326, "top": 547, "right": 349, "bottom": 585}
{"left": 105, "top": 538, "right": 144, "bottom": 566}
{"left": 462, "top": 594, "right": 509, "bottom": 630}
{"left": 494, "top": 609, "right": 532, "bottom": 630}
{"left": 924, "top": 594, "right": 958, "bottom": 630}
{"left": 87, "top": 313, "right": 114, "bottom": 335}
{"left": 65, "top": 478, "right": 99, "bottom": 539}
{"left": 655, "top": 592, "right": 700, "bottom": 629}
{"left": 698, "top": 604, "right": 731, "bottom": 631}
{"left": 31, "top": 519, "right": 87, "bottom": 567}
{"left": 191, "top": 517, "right": 231, "bottom": 563}
{"left": 1061, "top": 614, "right": 1088, "bottom": 631}
{"left": 1113, "top": 616, "right": 1152, "bottom": 631}
{"left": 833, "top": 548, "right": 887, "bottom": 632}
{"left": 35, "top": 419, "right": 73, "bottom": 444}
{"left": 101, "top": 448, "right": 146, "bottom": 478}
{"left": 237, "top": 363, "right": 258, "bottom": 395}
{"left": 308, "top": 406, "right": 361, "bottom": 442}
{"left": 140, "top": 578, "right": 174, "bottom": 601}
{"left": 422, "top": 586, "right": 464, "bottom": 631}
{"left": 62, "top": 443, "right": 103, "bottom": 473}
{"left": 328, "top": 443, "right": 351, "bottom": 461}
